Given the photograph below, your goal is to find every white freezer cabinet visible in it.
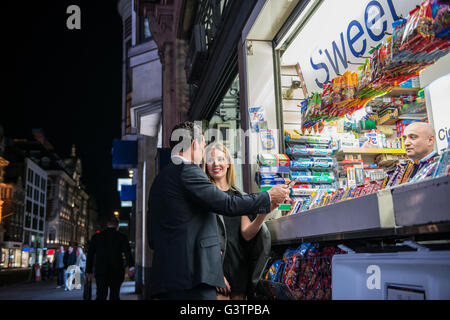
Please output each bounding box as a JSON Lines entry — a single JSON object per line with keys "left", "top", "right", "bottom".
{"left": 332, "top": 251, "right": 450, "bottom": 300}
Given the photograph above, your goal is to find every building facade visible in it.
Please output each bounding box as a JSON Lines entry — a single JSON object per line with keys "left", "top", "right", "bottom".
{"left": 0, "top": 178, "right": 26, "bottom": 269}
{"left": 1, "top": 148, "right": 27, "bottom": 269}
{"left": 23, "top": 158, "right": 48, "bottom": 258}
{"left": 127, "top": 0, "right": 262, "bottom": 297}
{"left": 3, "top": 131, "right": 93, "bottom": 266}
{"left": 2, "top": 153, "right": 48, "bottom": 267}
{"left": 45, "top": 168, "right": 89, "bottom": 250}
{"left": 120, "top": 0, "right": 278, "bottom": 298}
{"left": 117, "top": 0, "right": 163, "bottom": 298}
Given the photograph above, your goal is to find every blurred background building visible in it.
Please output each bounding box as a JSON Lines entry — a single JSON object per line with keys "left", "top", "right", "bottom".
{"left": 0, "top": 126, "right": 98, "bottom": 270}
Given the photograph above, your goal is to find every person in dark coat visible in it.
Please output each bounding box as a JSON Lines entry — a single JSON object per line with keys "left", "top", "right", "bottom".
{"left": 147, "top": 121, "right": 289, "bottom": 300}
{"left": 54, "top": 246, "right": 65, "bottom": 288}
{"left": 63, "top": 246, "right": 77, "bottom": 291}
{"left": 85, "top": 217, "right": 135, "bottom": 300}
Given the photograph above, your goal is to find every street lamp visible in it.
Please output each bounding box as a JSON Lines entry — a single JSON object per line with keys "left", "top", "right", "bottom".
{"left": 114, "top": 211, "right": 119, "bottom": 218}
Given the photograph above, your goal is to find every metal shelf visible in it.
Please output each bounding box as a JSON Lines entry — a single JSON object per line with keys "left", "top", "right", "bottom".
{"left": 383, "top": 87, "right": 420, "bottom": 97}
{"left": 398, "top": 114, "right": 427, "bottom": 120}
{"left": 266, "top": 175, "right": 450, "bottom": 245}
{"left": 336, "top": 148, "right": 406, "bottom": 155}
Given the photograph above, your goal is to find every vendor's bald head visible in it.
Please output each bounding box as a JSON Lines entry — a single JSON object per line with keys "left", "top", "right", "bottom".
{"left": 402, "top": 122, "right": 435, "bottom": 161}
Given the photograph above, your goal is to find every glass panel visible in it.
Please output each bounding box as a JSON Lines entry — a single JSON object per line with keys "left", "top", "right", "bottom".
{"left": 143, "top": 17, "right": 151, "bottom": 39}
{"left": 25, "top": 216, "right": 31, "bottom": 228}
{"left": 21, "top": 251, "right": 29, "bottom": 268}
{"left": 0, "top": 248, "right": 7, "bottom": 268}
{"left": 205, "top": 75, "right": 244, "bottom": 191}
{"left": 28, "top": 169, "right": 33, "bottom": 183}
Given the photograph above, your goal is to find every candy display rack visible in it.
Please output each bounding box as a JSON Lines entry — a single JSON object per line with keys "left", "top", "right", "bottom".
{"left": 284, "top": 130, "right": 338, "bottom": 215}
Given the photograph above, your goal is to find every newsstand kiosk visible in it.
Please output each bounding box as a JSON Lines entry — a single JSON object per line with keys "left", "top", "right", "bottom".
{"left": 240, "top": 0, "right": 450, "bottom": 300}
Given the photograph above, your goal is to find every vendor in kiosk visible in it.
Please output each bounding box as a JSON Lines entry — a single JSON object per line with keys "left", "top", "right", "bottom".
{"left": 401, "top": 122, "right": 439, "bottom": 183}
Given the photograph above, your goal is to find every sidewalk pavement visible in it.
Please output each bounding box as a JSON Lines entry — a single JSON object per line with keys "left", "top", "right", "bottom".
{"left": 0, "top": 278, "right": 139, "bottom": 300}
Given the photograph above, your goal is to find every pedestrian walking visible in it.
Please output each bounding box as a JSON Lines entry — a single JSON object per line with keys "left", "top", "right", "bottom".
{"left": 147, "top": 121, "right": 289, "bottom": 300}
{"left": 54, "top": 246, "right": 65, "bottom": 288}
{"left": 41, "top": 259, "right": 50, "bottom": 281}
{"left": 63, "top": 246, "right": 77, "bottom": 291}
{"left": 86, "top": 216, "right": 135, "bottom": 300}
{"left": 76, "top": 247, "right": 86, "bottom": 282}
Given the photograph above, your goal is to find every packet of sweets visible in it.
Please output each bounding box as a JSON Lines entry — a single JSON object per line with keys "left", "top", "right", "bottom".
{"left": 321, "top": 83, "right": 332, "bottom": 109}
{"left": 402, "top": 2, "right": 434, "bottom": 52}
{"left": 392, "top": 18, "right": 408, "bottom": 62}
{"left": 432, "top": 1, "right": 450, "bottom": 39}
{"left": 266, "top": 259, "right": 282, "bottom": 281}
{"left": 357, "top": 59, "right": 370, "bottom": 92}
{"left": 401, "top": 7, "right": 422, "bottom": 50}
{"left": 350, "top": 72, "right": 358, "bottom": 99}
{"left": 331, "top": 76, "right": 343, "bottom": 104}
{"left": 341, "top": 71, "right": 350, "bottom": 100}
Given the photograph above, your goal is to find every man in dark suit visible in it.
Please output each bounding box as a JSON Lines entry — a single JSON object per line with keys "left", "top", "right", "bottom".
{"left": 148, "top": 121, "right": 289, "bottom": 300}
{"left": 86, "top": 217, "right": 135, "bottom": 300}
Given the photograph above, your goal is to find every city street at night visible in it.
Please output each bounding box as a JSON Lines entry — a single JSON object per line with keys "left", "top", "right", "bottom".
{"left": 0, "top": 0, "right": 450, "bottom": 312}
{"left": 0, "top": 279, "right": 137, "bottom": 300}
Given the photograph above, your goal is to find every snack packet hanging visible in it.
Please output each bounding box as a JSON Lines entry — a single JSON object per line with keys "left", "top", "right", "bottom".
{"left": 266, "top": 259, "right": 282, "bottom": 281}
{"left": 321, "top": 83, "right": 332, "bottom": 110}
{"left": 331, "top": 76, "right": 343, "bottom": 104}
{"left": 432, "top": 0, "right": 450, "bottom": 39}
{"left": 392, "top": 18, "right": 408, "bottom": 63}
{"left": 401, "top": 1, "right": 434, "bottom": 53}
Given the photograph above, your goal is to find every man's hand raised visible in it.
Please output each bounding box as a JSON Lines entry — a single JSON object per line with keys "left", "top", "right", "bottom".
{"left": 270, "top": 201, "right": 280, "bottom": 212}
{"left": 267, "top": 184, "right": 290, "bottom": 205}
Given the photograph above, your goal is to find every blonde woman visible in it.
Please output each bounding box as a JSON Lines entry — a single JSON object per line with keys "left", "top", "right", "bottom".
{"left": 203, "top": 142, "right": 271, "bottom": 300}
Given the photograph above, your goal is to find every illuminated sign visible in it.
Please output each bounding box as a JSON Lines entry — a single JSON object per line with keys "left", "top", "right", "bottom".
{"left": 121, "top": 201, "right": 132, "bottom": 207}
{"left": 120, "top": 185, "right": 136, "bottom": 201}
{"left": 427, "top": 73, "right": 450, "bottom": 153}
{"left": 117, "top": 178, "right": 132, "bottom": 192}
{"left": 112, "top": 140, "right": 138, "bottom": 169}
{"left": 282, "top": 0, "right": 424, "bottom": 93}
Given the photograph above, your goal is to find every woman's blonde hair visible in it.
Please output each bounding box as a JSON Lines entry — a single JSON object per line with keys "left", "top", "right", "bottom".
{"left": 202, "top": 142, "right": 237, "bottom": 189}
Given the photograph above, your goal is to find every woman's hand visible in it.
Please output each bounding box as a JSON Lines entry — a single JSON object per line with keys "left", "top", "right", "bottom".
{"left": 216, "top": 277, "right": 231, "bottom": 295}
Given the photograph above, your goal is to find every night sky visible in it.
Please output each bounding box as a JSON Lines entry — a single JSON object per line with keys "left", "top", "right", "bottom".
{"left": 1, "top": 1, "right": 124, "bottom": 220}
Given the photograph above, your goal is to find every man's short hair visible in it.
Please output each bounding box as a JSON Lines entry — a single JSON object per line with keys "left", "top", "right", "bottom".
{"left": 169, "top": 121, "right": 203, "bottom": 151}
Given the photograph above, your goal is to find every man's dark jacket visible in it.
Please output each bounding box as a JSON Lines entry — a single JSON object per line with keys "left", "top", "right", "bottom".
{"left": 86, "top": 228, "right": 134, "bottom": 280}
{"left": 63, "top": 251, "right": 77, "bottom": 269}
{"left": 147, "top": 161, "right": 271, "bottom": 296}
